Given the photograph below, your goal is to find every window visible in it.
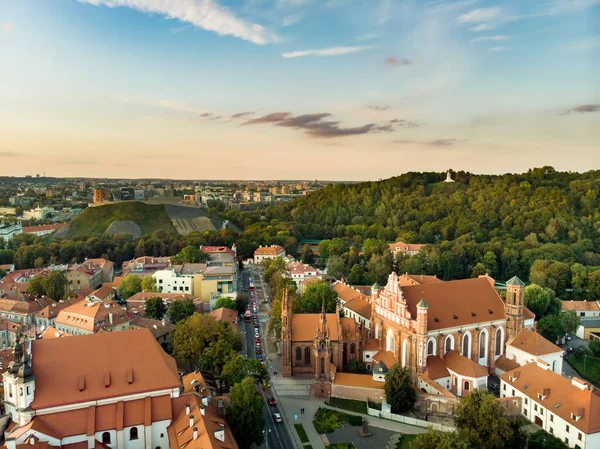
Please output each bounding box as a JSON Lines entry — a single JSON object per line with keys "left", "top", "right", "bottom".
{"left": 427, "top": 339, "right": 434, "bottom": 356}
{"left": 130, "top": 427, "right": 139, "bottom": 440}
{"left": 578, "top": 433, "right": 582, "bottom": 441}
{"left": 565, "top": 438, "right": 569, "bottom": 445}
{"left": 462, "top": 333, "right": 471, "bottom": 358}
{"left": 550, "top": 428, "right": 554, "bottom": 435}
{"left": 479, "top": 331, "right": 487, "bottom": 358}
{"left": 464, "top": 381, "right": 470, "bottom": 391}
{"left": 534, "top": 404, "right": 537, "bottom": 411}
{"left": 512, "top": 389, "right": 515, "bottom": 396}
{"left": 350, "top": 343, "right": 355, "bottom": 355}
{"left": 495, "top": 328, "right": 503, "bottom": 356}
{"left": 102, "top": 432, "right": 111, "bottom": 444}
{"left": 503, "top": 384, "right": 506, "bottom": 391}
{"left": 26, "top": 386, "right": 30, "bottom": 395}
{"left": 19, "top": 387, "right": 23, "bottom": 397}
{"left": 525, "top": 398, "right": 528, "bottom": 405}
{"left": 304, "top": 347, "right": 311, "bottom": 365}
{"left": 566, "top": 425, "right": 570, "bottom": 432}
{"left": 550, "top": 415, "right": 554, "bottom": 422}
{"left": 295, "top": 347, "right": 302, "bottom": 360}
{"left": 445, "top": 335, "right": 454, "bottom": 354}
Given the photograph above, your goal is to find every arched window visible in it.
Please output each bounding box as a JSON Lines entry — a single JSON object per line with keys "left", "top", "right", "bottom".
{"left": 427, "top": 339, "right": 435, "bottom": 356}
{"left": 464, "top": 381, "right": 470, "bottom": 392}
{"left": 320, "top": 358, "right": 325, "bottom": 375}
{"left": 130, "top": 427, "right": 139, "bottom": 440}
{"left": 386, "top": 329, "right": 395, "bottom": 353}
{"left": 304, "top": 347, "right": 311, "bottom": 365}
{"left": 295, "top": 347, "right": 302, "bottom": 360}
{"left": 444, "top": 335, "right": 454, "bottom": 354}
{"left": 102, "top": 432, "right": 111, "bottom": 445}
{"left": 462, "top": 332, "right": 471, "bottom": 358}
{"left": 350, "top": 343, "right": 355, "bottom": 355}
{"left": 495, "top": 327, "right": 503, "bottom": 356}
{"left": 479, "top": 330, "right": 488, "bottom": 359}
{"left": 26, "top": 386, "right": 30, "bottom": 395}
{"left": 19, "top": 387, "right": 23, "bottom": 397}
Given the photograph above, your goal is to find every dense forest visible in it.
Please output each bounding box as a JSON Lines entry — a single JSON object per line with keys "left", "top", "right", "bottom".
{"left": 3, "top": 167, "right": 600, "bottom": 300}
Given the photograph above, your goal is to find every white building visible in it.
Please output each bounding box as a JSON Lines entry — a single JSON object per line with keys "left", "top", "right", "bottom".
{"left": 253, "top": 245, "right": 286, "bottom": 264}
{"left": 287, "top": 262, "right": 318, "bottom": 287}
{"left": 561, "top": 300, "right": 600, "bottom": 319}
{"left": 3, "top": 329, "right": 239, "bottom": 449}
{"left": 500, "top": 361, "right": 600, "bottom": 449}
{"left": 504, "top": 328, "right": 564, "bottom": 375}
{"left": 0, "top": 222, "right": 22, "bottom": 241}
{"left": 22, "top": 207, "right": 54, "bottom": 220}
{"left": 154, "top": 268, "right": 194, "bottom": 294}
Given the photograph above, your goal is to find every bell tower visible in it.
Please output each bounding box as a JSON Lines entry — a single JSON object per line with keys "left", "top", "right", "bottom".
{"left": 505, "top": 276, "right": 525, "bottom": 340}
{"left": 3, "top": 338, "right": 36, "bottom": 426}
{"left": 313, "top": 300, "right": 332, "bottom": 380}
{"left": 281, "top": 287, "right": 293, "bottom": 377}
{"left": 415, "top": 298, "right": 428, "bottom": 375}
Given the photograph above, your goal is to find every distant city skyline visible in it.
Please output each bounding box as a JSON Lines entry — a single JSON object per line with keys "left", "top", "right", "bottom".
{"left": 0, "top": 0, "right": 598, "bottom": 180}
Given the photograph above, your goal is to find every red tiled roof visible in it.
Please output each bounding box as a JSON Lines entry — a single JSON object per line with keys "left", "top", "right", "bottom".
{"left": 443, "top": 350, "right": 488, "bottom": 378}
{"left": 508, "top": 329, "right": 562, "bottom": 356}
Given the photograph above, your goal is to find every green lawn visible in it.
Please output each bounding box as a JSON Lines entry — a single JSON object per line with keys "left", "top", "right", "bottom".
{"left": 313, "top": 408, "right": 362, "bottom": 434}
{"left": 396, "top": 435, "right": 418, "bottom": 449}
{"left": 567, "top": 354, "right": 600, "bottom": 389}
{"left": 294, "top": 424, "right": 310, "bottom": 443}
{"left": 325, "top": 444, "right": 355, "bottom": 449}
{"left": 328, "top": 397, "right": 367, "bottom": 415}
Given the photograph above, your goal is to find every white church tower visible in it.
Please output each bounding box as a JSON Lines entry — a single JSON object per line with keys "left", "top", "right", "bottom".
{"left": 3, "top": 338, "right": 36, "bottom": 426}
{"left": 444, "top": 171, "right": 455, "bottom": 183}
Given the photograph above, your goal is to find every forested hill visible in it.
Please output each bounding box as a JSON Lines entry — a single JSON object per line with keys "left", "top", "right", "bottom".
{"left": 229, "top": 167, "right": 600, "bottom": 298}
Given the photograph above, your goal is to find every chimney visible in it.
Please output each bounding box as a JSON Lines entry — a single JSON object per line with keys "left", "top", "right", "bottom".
{"left": 200, "top": 405, "right": 206, "bottom": 416}
{"left": 108, "top": 311, "right": 113, "bottom": 326}
{"left": 193, "top": 427, "right": 198, "bottom": 440}
{"left": 185, "top": 403, "right": 191, "bottom": 415}
{"left": 190, "top": 415, "right": 195, "bottom": 428}
{"left": 214, "top": 425, "right": 225, "bottom": 443}
{"left": 572, "top": 377, "right": 589, "bottom": 390}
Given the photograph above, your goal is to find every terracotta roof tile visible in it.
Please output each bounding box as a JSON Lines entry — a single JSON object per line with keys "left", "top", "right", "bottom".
{"left": 443, "top": 350, "right": 488, "bottom": 378}
{"left": 364, "top": 338, "right": 379, "bottom": 351}
{"left": 211, "top": 307, "right": 238, "bottom": 328}
{"left": 494, "top": 354, "right": 520, "bottom": 372}
{"left": 291, "top": 314, "right": 339, "bottom": 342}
{"left": 508, "top": 329, "right": 563, "bottom": 356}
{"left": 30, "top": 329, "right": 180, "bottom": 410}
{"left": 425, "top": 356, "right": 450, "bottom": 379}
{"left": 254, "top": 245, "right": 285, "bottom": 256}
{"left": 398, "top": 274, "right": 442, "bottom": 286}
{"left": 373, "top": 350, "right": 397, "bottom": 367}
{"left": 333, "top": 373, "right": 385, "bottom": 389}
{"left": 561, "top": 300, "right": 600, "bottom": 312}
{"left": 389, "top": 241, "right": 425, "bottom": 252}
{"left": 332, "top": 281, "right": 364, "bottom": 303}
{"left": 41, "top": 326, "right": 72, "bottom": 339}
{"left": 500, "top": 362, "right": 600, "bottom": 434}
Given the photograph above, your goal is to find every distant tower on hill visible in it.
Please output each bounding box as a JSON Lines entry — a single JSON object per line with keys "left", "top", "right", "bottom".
{"left": 444, "top": 171, "right": 455, "bottom": 183}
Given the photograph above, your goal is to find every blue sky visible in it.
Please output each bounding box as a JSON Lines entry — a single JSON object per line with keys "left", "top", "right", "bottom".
{"left": 0, "top": 0, "right": 598, "bottom": 180}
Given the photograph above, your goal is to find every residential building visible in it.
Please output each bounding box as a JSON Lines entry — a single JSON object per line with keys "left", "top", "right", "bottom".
{"left": 192, "top": 252, "right": 237, "bottom": 302}
{"left": 389, "top": 241, "right": 425, "bottom": 257}
{"left": 23, "top": 206, "right": 54, "bottom": 220}
{"left": 120, "top": 187, "right": 135, "bottom": 200}
{"left": 154, "top": 264, "right": 204, "bottom": 294}
{"left": 65, "top": 261, "right": 103, "bottom": 291}
{"left": 562, "top": 300, "right": 600, "bottom": 318}
{"left": 253, "top": 245, "right": 286, "bottom": 264}
{"left": 500, "top": 361, "right": 600, "bottom": 449}
{"left": 126, "top": 292, "right": 206, "bottom": 316}
{"left": 0, "top": 222, "right": 23, "bottom": 241}
{"left": 287, "top": 262, "right": 318, "bottom": 287}
{"left": 332, "top": 280, "right": 372, "bottom": 330}
{"left": 3, "top": 329, "right": 238, "bottom": 449}
{"left": 93, "top": 187, "right": 109, "bottom": 203}
{"left": 53, "top": 287, "right": 130, "bottom": 335}
{"left": 0, "top": 207, "right": 17, "bottom": 216}
{"left": 499, "top": 328, "right": 564, "bottom": 375}
{"left": 21, "top": 223, "right": 64, "bottom": 236}
{"left": 34, "top": 297, "right": 83, "bottom": 329}
{"left": 576, "top": 319, "right": 600, "bottom": 341}
{"left": 122, "top": 256, "right": 172, "bottom": 277}
{"left": 131, "top": 316, "right": 175, "bottom": 345}
{"left": 0, "top": 296, "right": 53, "bottom": 325}
{"left": 86, "top": 258, "right": 115, "bottom": 283}
{"left": 210, "top": 307, "right": 238, "bottom": 330}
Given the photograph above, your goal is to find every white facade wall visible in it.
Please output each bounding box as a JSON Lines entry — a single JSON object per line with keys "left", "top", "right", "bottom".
{"left": 154, "top": 270, "right": 193, "bottom": 294}
{"left": 341, "top": 307, "right": 370, "bottom": 330}
{"left": 500, "top": 379, "right": 595, "bottom": 448}
{"left": 506, "top": 346, "right": 564, "bottom": 374}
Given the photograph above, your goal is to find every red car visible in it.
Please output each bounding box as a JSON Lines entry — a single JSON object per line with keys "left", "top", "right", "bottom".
{"left": 268, "top": 397, "right": 277, "bottom": 406}
{"left": 256, "top": 338, "right": 261, "bottom": 344}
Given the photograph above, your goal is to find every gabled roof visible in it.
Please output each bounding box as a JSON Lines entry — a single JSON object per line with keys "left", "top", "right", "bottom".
{"left": 508, "top": 329, "right": 562, "bottom": 356}
{"left": 400, "top": 277, "right": 506, "bottom": 331}
{"left": 373, "top": 361, "right": 389, "bottom": 374}
{"left": 254, "top": 245, "right": 285, "bottom": 256}
{"left": 561, "top": 300, "right": 600, "bottom": 312}
{"left": 500, "top": 362, "right": 600, "bottom": 434}
{"left": 333, "top": 373, "right": 385, "bottom": 390}
{"left": 443, "top": 350, "right": 488, "bottom": 378}
{"left": 291, "top": 314, "right": 339, "bottom": 341}
{"left": 332, "top": 281, "right": 365, "bottom": 304}
{"left": 342, "top": 294, "right": 372, "bottom": 319}
{"left": 211, "top": 307, "right": 238, "bottom": 327}
{"left": 425, "top": 355, "right": 450, "bottom": 379}
{"left": 494, "top": 354, "right": 520, "bottom": 373}
{"left": 30, "top": 329, "right": 180, "bottom": 410}
{"left": 373, "top": 350, "right": 396, "bottom": 368}
{"left": 398, "top": 274, "right": 442, "bottom": 287}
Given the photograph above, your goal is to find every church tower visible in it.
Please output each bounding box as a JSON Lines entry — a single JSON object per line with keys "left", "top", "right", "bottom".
{"left": 3, "top": 338, "right": 36, "bottom": 426}
{"left": 281, "top": 287, "right": 293, "bottom": 377}
{"left": 313, "top": 300, "right": 332, "bottom": 380}
{"left": 415, "top": 298, "right": 428, "bottom": 375}
{"left": 505, "top": 276, "right": 525, "bottom": 340}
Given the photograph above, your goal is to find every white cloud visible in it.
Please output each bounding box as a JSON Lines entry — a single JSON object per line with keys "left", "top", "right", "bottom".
{"left": 282, "top": 12, "right": 304, "bottom": 26}
{"left": 471, "top": 35, "right": 510, "bottom": 43}
{"left": 489, "top": 46, "right": 509, "bottom": 52}
{"left": 458, "top": 7, "right": 501, "bottom": 23}
{"left": 470, "top": 23, "right": 492, "bottom": 31}
{"left": 282, "top": 45, "right": 374, "bottom": 58}
{"left": 76, "top": 0, "right": 277, "bottom": 45}
{"left": 426, "top": 0, "right": 479, "bottom": 14}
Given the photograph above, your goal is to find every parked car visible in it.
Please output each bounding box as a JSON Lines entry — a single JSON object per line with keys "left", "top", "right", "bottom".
{"left": 273, "top": 413, "right": 282, "bottom": 423}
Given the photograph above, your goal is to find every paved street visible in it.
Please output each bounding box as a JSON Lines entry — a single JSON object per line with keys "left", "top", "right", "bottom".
{"left": 241, "top": 266, "right": 295, "bottom": 449}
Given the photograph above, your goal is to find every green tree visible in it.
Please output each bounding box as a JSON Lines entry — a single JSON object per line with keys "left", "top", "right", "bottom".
{"left": 538, "top": 314, "right": 563, "bottom": 343}
{"left": 347, "top": 263, "right": 367, "bottom": 285}
{"left": 227, "top": 377, "right": 265, "bottom": 449}
{"left": 167, "top": 298, "right": 197, "bottom": 323}
{"left": 588, "top": 340, "right": 600, "bottom": 358}
{"left": 117, "top": 274, "right": 143, "bottom": 299}
{"left": 560, "top": 309, "right": 580, "bottom": 335}
{"left": 235, "top": 293, "right": 249, "bottom": 315}
{"left": 27, "top": 276, "right": 46, "bottom": 297}
{"left": 384, "top": 365, "right": 416, "bottom": 414}
{"left": 326, "top": 255, "right": 346, "bottom": 278}
{"left": 301, "top": 243, "right": 314, "bottom": 265}
{"left": 299, "top": 280, "right": 338, "bottom": 313}
{"left": 42, "top": 270, "right": 68, "bottom": 300}
{"left": 455, "top": 390, "right": 525, "bottom": 449}
{"left": 201, "top": 339, "right": 234, "bottom": 374}
{"left": 527, "top": 430, "right": 569, "bottom": 449}
{"left": 410, "top": 430, "right": 469, "bottom": 449}
{"left": 471, "top": 263, "right": 488, "bottom": 278}
{"left": 141, "top": 275, "right": 159, "bottom": 292}
{"left": 221, "top": 353, "right": 270, "bottom": 387}
{"left": 144, "top": 297, "right": 166, "bottom": 320}
{"left": 347, "top": 358, "right": 367, "bottom": 374}
{"left": 588, "top": 270, "right": 600, "bottom": 298}
{"left": 171, "top": 245, "right": 208, "bottom": 264}
{"left": 524, "top": 284, "right": 555, "bottom": 318}
{"left": 172, "top": 313, "right": 230, "bottom": 370}
{"left": 215, "top": 296, "right": 237, "bottom": 310}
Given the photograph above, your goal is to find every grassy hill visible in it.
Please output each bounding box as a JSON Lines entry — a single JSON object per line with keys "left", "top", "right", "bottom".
{"left": 63, "top": 202, "right": 177, "bottom": 238}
